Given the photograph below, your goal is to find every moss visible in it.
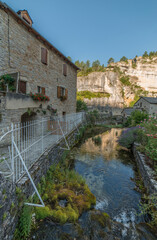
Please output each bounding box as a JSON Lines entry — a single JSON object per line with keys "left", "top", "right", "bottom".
{"left": 2, "top": 212, "right": 7, "bottom": 221}
{"left": 35, "top": 163, "right": 96, "bottom": 224}
{"left": 91, "top": 211, "right": 110, "bottom": 228}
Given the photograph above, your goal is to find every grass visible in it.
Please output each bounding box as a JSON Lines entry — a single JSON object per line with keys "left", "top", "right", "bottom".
{"left": 77, "top": 91, "right": 110, "bottom": 100}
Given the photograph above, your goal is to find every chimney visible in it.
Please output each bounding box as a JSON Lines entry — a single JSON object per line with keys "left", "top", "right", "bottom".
{"left": 17, "top": 10, "right": 33, "bottom": 26}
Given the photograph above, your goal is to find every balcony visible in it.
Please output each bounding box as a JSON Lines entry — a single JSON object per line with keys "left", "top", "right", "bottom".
{"left": 1, "top": 92, "right": 49, "bottom": 110}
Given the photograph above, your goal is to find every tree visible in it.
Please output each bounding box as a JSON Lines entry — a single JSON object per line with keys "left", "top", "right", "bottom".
{"left": 75, "top": 60, "right": 80, "bottom": 68}
{"left": 92, "top": 60, "right": 100, "bottom": 70}
{"left": 142, "top": 51, "right": 148, "bottom": 58}
{"left": 120, "top": 56, "right": 128, "bottom": 62}
{"left": 76, "top": 100, "right": 87, "bottom": 112}
{"left": 86, "top": 60, "right": 90, "bottom": 69}
{"left": 67, "top": 56, "right": 72, "bottom": 62}
{"left": 107, "top": 58, "right": 114, "bottom": 64}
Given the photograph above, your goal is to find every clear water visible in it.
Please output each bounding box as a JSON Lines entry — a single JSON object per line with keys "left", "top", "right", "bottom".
{"left": 73, "top": 128, "right": 143, "bottom": 227}
{"left": 31, "top": 128, "right": 157, "bottom": 240}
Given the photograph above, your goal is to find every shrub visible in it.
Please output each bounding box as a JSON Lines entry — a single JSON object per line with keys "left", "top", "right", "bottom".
{"left": 120, "top": 76, "right": 131, "bottom": 86}
{"left": 139, "top": 193, "right": 157, "bottom": 226}
{"left": 77, "top": 91, "right": 110, "bottom": 100}
{"left": 0, "top": 74, "right": 15, "bottom": 92}
{"left": 118, "top": 127, "right": 138, "bottom": 149}
{"left": 14, "top": 205, "right": 33, "bottom": 240}
{"left": 76, "top": 100, "right": 88, "bottom": 112}
{"left": 87, "top": 110, "right": 100, "bottom": 125}
{"left": 107, "top": 58, "right": 114, "bottom": 64}
{"left": 120, "top": 56, "right": 128, "bottom": 63}
{"left": 125, "top": 110, "right": 148, "bottom": 127}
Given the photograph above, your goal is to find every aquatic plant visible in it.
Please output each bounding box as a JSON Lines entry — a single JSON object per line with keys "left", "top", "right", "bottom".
{"left": 35, "top": 162, "right": 96, "bottom": 224}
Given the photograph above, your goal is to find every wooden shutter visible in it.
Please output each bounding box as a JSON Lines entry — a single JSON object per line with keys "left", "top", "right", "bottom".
{"left": 41, "top": 48, "right": 48, "bottom": 65}
{"left": 18, "top": 81, "right": 26, "bottom": 94}
{"left": 57, "top": 86, "right": 61, "bottom": 98}
{"left": 63, "top": 64, "right": 67, "bottom": 76}
{"left": 42, "top": 87, "right": 45, "bottom": 95}
{"left": 65, "top": 89, "right": 68, "bottom": 99}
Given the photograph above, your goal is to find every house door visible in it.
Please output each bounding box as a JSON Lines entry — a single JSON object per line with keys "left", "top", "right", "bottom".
{"left": 18, "top": 80, "right": 26, "bottom": 94}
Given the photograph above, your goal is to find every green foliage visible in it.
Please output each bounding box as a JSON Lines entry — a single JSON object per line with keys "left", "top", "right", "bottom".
{"left": 107, "top": 58, "right": 114, "bottom": 64}
{"left": 132, "top": 61, "right": 137, "bottom": 69}
{"left": 129, "top": 95, "right": 140, "bottom": 107}
{"left": 120, "top": 56, "right": 128, "bottom": 63}
{"left": 75, "top": 59, "right": 106, "bottom": 76}
{"left": 2, "top": 212, "right": 7, "bottom": 222}
{"left": 0, "top": 74, "right": 15, "bottom": 92}
{"left": 118, "top": 127, "right": 139, "bottom": 149}
{"left": 67, "top": 56, "right": 72, "bottom": 62}
{"left": 14, "top": 205, "right": 33, "bottom": 240}
{"left": 139, "top": 194, "right": 157, "bottom": 226}
{"left": 87, "top": 110, "right": 100, "bottom": 125}
{"left": 92, "top": 136, "right": 102, "bottom": 145}
{"left": 142, "top": 51, "right": 149, "bottom": 58}
{"left": 142, "top": 50, "right": 157, "bottom": 59}
{"left": 126, "top": 110, "right": 148, "bottom": 127}
{"left": 136, "top": 116, "right": 157, "bottom": 171}
{"left": 120, "top": 76, "right": 131, "bottom": 86}
{"left": 34, "top": 162, "right": 96, "bottom": 224}
{"left": 92, "top": 60, "right": 101, "bottom": 70}
{"left": 76, "top": 99, "right": 88, "bottom": 112}
{"left": 77, "top": 91, "right": 110, "bottom": 100}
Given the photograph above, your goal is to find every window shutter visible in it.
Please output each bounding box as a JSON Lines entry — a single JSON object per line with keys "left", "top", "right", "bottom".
{"left": 63, "top": 64, "right": 67, "bottom": 76}
{"left": 65, "top": 89, "right": 68, "bottom": 99}
{"left": 42, "top": 87, "right": 45, "bottom": 95}
{"left": 57, "top": 86, "right": 61, "bottom": 98}
{"left": 18, "top": 81, "right": 26, "bottom": 94}
{"left": 41, "top": 48, "right": 48, "bottom": 65}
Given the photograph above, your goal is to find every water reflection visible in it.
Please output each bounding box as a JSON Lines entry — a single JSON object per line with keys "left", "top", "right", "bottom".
{"left": 80, "top": 128, "right": 122, "bottom": 160}
{"left": 73, "top": 128, "right": 142, "bottom": 226}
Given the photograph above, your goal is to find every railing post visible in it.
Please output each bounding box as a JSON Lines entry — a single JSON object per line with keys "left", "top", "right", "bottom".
{"left": 11, "top": 123, "right": 15, "bottom": 182}
{"left": 42, "top": 118, "right": 44, "bottom": 153}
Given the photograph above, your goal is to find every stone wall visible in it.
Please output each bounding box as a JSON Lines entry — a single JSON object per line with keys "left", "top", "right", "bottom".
{"left": 133, "top": 144, "right": 157, "bottom": 194}
{"left": 0, "top": 5, "right": 77, "bottom": 119}
{"left": 0, "top": 123, "right": 82, "bottom": 240}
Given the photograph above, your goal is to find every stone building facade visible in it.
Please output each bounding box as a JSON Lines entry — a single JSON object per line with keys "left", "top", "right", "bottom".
{"left": 0, "top": 2, "right": 78, "bottom": 126}
{"left": 134, "top": 97, "right": 157, "bottom": 115}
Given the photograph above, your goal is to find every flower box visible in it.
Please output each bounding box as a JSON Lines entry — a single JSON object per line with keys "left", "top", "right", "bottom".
{"left": 30, "top": 92, "right": 50, "bottom": 102}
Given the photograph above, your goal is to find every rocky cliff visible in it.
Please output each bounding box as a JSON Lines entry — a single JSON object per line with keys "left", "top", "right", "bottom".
{"left": 77, "top": 56, "right": 157, "bottom": 113}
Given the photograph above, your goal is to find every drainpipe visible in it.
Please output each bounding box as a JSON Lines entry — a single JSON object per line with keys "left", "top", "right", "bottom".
{"left": 7, "top": 11, "right": 11, "bottom": 68}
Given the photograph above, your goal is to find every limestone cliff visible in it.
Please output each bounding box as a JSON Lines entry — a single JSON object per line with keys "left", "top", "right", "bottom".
{"left": 77, "top": 56, "right": 157, "bottom": 112}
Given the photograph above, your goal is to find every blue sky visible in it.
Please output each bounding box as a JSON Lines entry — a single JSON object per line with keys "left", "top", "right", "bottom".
{"left": 3, "top": 0, "right": 157, "bottom": 65}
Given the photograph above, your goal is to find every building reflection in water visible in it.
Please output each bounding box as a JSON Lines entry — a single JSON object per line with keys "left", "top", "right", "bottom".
{"left": 80, "top": 128, "right": 122, "bottom": 161}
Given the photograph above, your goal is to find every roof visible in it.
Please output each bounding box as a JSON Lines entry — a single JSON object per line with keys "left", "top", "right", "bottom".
{"left": 121, "top": 107, "right": 134, "bottom": 115}
{"left": 0, "top": 2, "right": 79, "bottom": 71}
{"left": 135, "top": 96, "right": 157, "bottom": 105}
{"left": 17, "top": 10, "right": 33, "bottom": 24}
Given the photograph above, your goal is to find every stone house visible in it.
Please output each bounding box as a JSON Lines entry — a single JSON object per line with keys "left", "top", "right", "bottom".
{"left": 0, "top": 2, "right": 79, "bottom": 126}
{"left": 121, "top": 107, "right": 135, "bottom": 118}
{"left": 133, "top": 97, "right": 157, "bottom": 115}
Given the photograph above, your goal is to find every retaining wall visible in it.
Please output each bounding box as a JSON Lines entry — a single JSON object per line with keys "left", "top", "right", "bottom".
{"left": 133, "top": 144, "right": 157, "bottom": 194}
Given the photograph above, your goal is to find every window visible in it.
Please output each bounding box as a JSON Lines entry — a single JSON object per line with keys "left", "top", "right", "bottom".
{"left": 57, "top": 86, "right": 68, "bottom": 99}
{"left": 38, "top": 86, "right": 45, "bottom": 94}
{"left": 41, "top": 47, "right": 48, "bottom": 65}
{"left": 63, "top": 64, "right": 67, "bottom": 76}
{"left": 140, "top": 102, "right": 142, "bottom": 107}
{"left": 18, "top": 81, "right": 26, "bottom": 94}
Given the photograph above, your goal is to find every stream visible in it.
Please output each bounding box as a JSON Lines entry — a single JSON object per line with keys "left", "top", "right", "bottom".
{"left": 31, "top": 128, "right": 157, "bottom": 240}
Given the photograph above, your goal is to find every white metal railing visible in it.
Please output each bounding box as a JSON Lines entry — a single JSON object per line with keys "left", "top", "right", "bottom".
{"left": 0, "top": 112, "right": 85, "bottom": 183}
